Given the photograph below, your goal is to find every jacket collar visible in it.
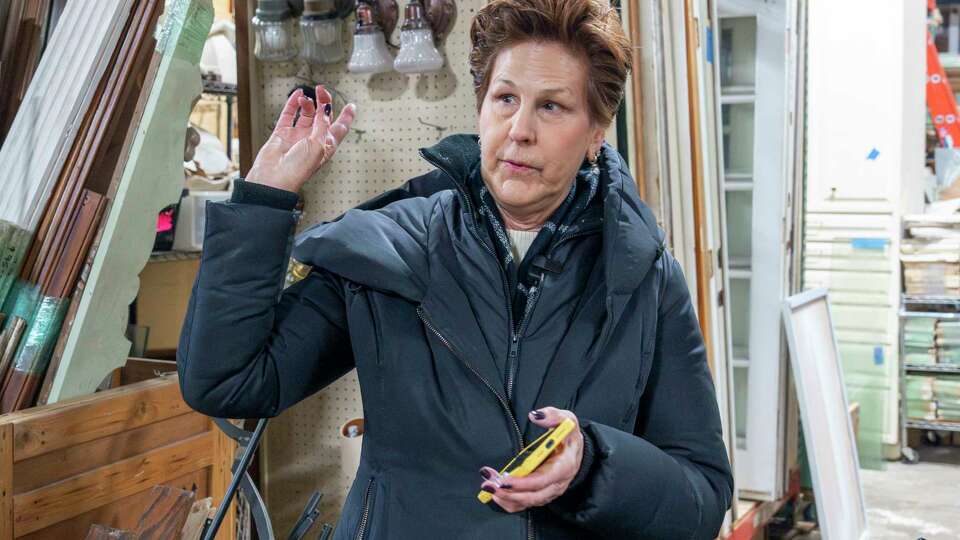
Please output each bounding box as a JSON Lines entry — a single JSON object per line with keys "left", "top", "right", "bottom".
{"left": 419, "top": 133, "right": 665, "bottom": 302}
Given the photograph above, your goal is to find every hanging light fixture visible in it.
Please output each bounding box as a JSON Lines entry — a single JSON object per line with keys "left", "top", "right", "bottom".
{"left": 300, "top": 0, "right": 348, "bottom": 65}
{"left": 252, "top": 0, "right": 299, "bottom": 62}
{"left": 393, "top": 0, "right": 444, "bottom": 73}
{"left": 347, "top": 1, "right": 395, "bottom": 74}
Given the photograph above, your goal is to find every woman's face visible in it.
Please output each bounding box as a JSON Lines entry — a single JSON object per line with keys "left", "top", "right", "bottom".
{"left": 478, "top": 41, "right": 605, "bottom": 223}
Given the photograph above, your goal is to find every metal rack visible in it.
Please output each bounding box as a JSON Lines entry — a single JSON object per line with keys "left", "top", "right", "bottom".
{"left": 898, "top": 294, "right": 960, "bottom": 463}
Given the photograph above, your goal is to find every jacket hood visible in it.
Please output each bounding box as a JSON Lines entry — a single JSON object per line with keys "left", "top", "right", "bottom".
{"left": 418, "top": 133, "right": 665, "bottom": 298}
{"left": 292, "top": 133, "right": 666, "bottom": 303}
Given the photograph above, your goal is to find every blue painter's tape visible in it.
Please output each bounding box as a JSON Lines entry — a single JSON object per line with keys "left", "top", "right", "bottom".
{"left": 851, "top": 238, "right": 888, "bottom": 250}
{"left": 874, "top": 346, "right": 884, "bottom": 365}
{"left": 867, "top": 148, "right": 880, "bottom": 160}
{"left": 706, "top": 27, "right": 714, "bottom": 64}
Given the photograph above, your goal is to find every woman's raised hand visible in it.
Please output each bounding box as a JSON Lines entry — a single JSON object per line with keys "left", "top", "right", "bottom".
{"left": 245, "top": 84, "right": 356, "bottom": 193}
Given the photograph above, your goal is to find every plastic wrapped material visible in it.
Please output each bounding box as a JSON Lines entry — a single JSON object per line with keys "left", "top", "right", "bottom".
{"left": 934, "top": 375, "right": 960, "bottom": 399}
{"left": 905, "top": 376, "right": 937, "bottom": 421}
{"left": 1, "top": 280, "right": 41, "bottom": 328}
{"left": 0, "top": 222, "right": 32, "bottom": 310}
{"left": 0, "top": 295, "right": 69, "bottom": 411}
{"left": 904, "top": 318, "right": 937, "bottom": 364}
{"left": 11, "top": 295, "right": 68, "bottom": 374}
{"left": 936, "top": 321, "right": 960, "bottom": 364}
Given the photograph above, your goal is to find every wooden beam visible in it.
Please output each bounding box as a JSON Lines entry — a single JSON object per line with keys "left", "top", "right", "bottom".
{"left": 7, "top": 376, "right": 188, "bottom": 461}
{"left": 13, "top": 412, "right": 209, "bottom": 494}
{"left": 626, "top": 0, "right": 646, "bottom": 202}
{"left": 211, "top": 421, "right": 237, "bottom": 540}
{"left": 235, "top": 0, "right": 253, "bottom": 175}
{"left": 22, "top": 469, "right": 208, "bottom": 540}
{"left": 682, "top": 0, "right": 714, "bottom": 372}
{"left": 13, "top": 431, "right": 214, "bottom": 536}
{"left": 0, "top": 423, "right": 12, "bottom": 540}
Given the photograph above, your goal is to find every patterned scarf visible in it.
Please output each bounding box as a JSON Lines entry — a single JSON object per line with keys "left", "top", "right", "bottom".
{"left": 466, "top": 157, "right": 602, "bottom": 334}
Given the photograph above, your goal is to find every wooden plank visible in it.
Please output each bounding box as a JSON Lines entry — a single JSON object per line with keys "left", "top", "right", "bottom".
{"left": 121, "top": 358, "right": 177, "bottom": 386}
{"left": 133, "top": 485, "right": 195, "bottom": 540}
{"left": 235, "top": 0, "right": 254, "bottom": 175}
{"left": 682, "top": 0, "right": 713, "bottom": 372}
{"left": 20, "top": 468, "right": 209, "bottom": 540}
{"left": 5, "top": 376, "right": 188, "bottom": 461}
{"left": 84, "top": 525, "right": 136, "bottom": 540}
{"left": 13, "top": 431, "right": 214, "bottom": 536}
{"left": 45, "top": 0, "right": 214, "bottom": 402}
{"left": 180, "top": 498, "right": 213, "bottom": 540}
{"left": 211, "top": 421, "right": 237, "bottom": 540}
{"left": 0, "top": 423, "right": 12, "bottom": 540}
{"left": 13, "top": 411, "right": 209, "bottom": 493}
{"left": 626, "top": 0, "right": 646, "bottom": 201}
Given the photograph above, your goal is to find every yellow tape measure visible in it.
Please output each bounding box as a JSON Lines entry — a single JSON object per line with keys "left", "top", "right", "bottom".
{"left": 477, "top": 418, "right": 577, "bottom": 504}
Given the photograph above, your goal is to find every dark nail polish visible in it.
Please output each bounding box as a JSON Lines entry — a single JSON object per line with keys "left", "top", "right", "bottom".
{"left": 482, "top": 485, "right": 496, "bottom": 494}
{"left": 500, "top": 483, "right": 513, "bottom": 489}
{"left": 531, "top": 410, "right": 546, "bottom": 420}
{"left": 324, "top": 103, "right": 332, "bottom": 117}
{"left": 480, "top": 468, "right": 492, "bottom": 479}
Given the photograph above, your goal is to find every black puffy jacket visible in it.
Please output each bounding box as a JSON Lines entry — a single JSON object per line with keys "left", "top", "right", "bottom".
{"left": 177, "top": 134, "right": 733, "bottom": 539}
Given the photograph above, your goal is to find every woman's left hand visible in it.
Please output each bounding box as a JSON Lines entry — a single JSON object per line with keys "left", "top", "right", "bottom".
{"left": 480, "top": 407, "right": 583, "bottom": 512}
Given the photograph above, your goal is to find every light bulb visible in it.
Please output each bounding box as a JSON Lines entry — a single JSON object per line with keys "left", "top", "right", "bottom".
{"left": 300, "top": 0, "right": 346, "bottom": 64}
{"left": 252, "top": 0, "right": 298, "bottom": 62}
{"left": 394, "top": 0, "right": 443, "bottom": 73}
{"left": 347, "top": 1, "right": 394, "bottom": 74}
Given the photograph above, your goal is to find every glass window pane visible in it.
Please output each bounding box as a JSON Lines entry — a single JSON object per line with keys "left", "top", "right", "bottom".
{"left": 735, "top": 365, "right": 749, "bottom": 449}
{"left": 721, "top": 103, "right": 755, "bottom": 176}
{"left": 730, "top": 277, "right": 751, "bottom": 358}
{"left": 719, "top": 17, "right": 757, "bottom": 90}
{"left": 725, "top": 190, "right": 753, "bottom": 265}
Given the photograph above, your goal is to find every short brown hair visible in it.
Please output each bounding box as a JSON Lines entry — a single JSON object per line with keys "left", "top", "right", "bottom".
{"left": 469, "top": 0, "right": 633, "bottom": 127}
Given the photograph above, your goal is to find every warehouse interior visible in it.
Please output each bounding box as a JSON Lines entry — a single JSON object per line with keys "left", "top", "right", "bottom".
{"left": 0, "top": 0, "right": 958, "bottom": 538}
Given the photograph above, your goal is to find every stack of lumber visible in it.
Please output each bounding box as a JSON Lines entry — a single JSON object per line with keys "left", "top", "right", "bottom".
{"left": 906, "top": 375, "right": 960, "bottom": 422}
{"left": 901, "top": 214, "right": 960, "bottom": 296}
{"left": 0, "top": 0, "right": 163, "bottom": 412}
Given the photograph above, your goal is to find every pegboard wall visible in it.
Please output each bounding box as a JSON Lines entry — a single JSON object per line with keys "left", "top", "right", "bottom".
{"left": 256, "top": 1, "right": 488, "bottom": 534}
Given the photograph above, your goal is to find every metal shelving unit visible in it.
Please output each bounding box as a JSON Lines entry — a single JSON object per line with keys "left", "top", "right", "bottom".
{"left": 898, "top": 294, "right": 960, "bottom": 463}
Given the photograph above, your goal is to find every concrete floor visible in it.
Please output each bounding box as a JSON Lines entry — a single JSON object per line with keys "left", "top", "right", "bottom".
{"left": 861, "top": 445, "right": 960, "bottom": 539}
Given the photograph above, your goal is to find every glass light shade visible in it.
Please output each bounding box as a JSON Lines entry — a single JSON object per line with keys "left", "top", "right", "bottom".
{"left": 301, "top": 17, "right": 346, "bottom": 64}
{"left": 348, "top": 31, "right": 393, "bottom": 73}
{"left": 394, "top": 28, "right": 443, "bottom": 73}
{"left": 252, "top": 16, "right": 298, "bottom": 62}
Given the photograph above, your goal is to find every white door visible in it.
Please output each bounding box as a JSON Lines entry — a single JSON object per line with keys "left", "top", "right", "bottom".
{"left": 715, "top": 0, "right": 794, "bottom": 500}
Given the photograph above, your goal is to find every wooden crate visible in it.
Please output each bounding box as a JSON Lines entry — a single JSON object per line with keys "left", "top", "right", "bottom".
{"left": 0, "top": 374, "right": 236, "bottom": 539}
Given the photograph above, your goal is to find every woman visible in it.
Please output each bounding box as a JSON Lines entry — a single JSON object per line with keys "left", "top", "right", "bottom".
{"left": 178, "top": 0, "right": 733, "bottom": 538}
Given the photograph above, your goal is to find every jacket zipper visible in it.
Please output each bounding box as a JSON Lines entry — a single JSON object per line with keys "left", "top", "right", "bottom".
{"left": 417, "top": 306, "right": 523, "bottom": 446}
{"left": 354, "top": 477, "right": 376, "bottom": 540}
{"left": 417, "top": 150, "right": 520, "bottom": 399}
{"left": 418, "top": 307, "right": 535, "bottom": 540}
{"left": 506, "top": 225, "right": 601, "bottom": 401}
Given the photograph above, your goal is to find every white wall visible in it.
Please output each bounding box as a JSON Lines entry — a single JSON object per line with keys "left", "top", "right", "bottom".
{"left": 805, "top": 0, "right": 925, "bottom": 453}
